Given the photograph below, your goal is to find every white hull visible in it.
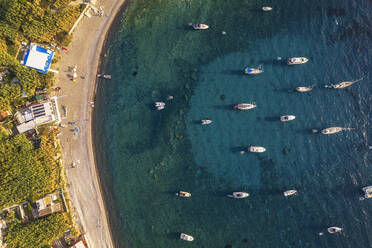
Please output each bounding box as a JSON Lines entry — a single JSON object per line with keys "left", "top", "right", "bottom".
{"left": 192, "top": 24, "right": 209, "bottom": 30}
{"left": 362, "top": 186, "right": 372, "bottom": 199}
{"left": 280, "top": 115, "right": 296, "bottom": 122}
{"left": 227, "top": 192, "right": 250, "bottom": 199}
{"left": 234, "top": 103, "right": 256, "bottom": 110}
{"left": 262, "top": 6, "right": 272, "bottom": 11}
{"left": 321, "top": 127, "right": 343, "bottom": 135}
{"left": 287, "top": 57, "right": 308, "bottom": 65}
{"left": 244, "top": 67, "right": 263, "bottom": 74}
{"left": 201, "top": 120, "right": 212, "bottom": 125}
{"left": 296, "top": 86, "right": 313, "bottom": 92}
{"left": 248, "top": 146, "right": 266, "bottom": 153}
{"left": 284, "top": 190, "right": 297, "bottom": 197}
{"left": 328, "top": 227, "right": 342, "bottom": 234}
{"left": 180, "top": 233, "right": 194, "bottom": 241}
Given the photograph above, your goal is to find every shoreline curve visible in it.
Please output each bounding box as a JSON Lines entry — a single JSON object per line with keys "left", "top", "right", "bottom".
{"left": 57, "top": 0, "right": 128, "bottom": 247}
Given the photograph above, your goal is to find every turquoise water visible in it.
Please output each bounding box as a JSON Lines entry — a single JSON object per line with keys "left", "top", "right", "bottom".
{"left": 94, "top": 0, "right": 372, "bottom": 247}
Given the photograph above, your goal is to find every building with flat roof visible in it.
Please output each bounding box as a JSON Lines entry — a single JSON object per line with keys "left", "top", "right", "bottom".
{"left": 15, "top": 97, "right": 61, "bottom": 134}
{"left": 21, "top": 43, "right": 54, "bottom": 74}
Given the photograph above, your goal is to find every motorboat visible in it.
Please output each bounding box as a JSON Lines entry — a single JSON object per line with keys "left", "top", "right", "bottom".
{"left": 248, "top": 146, "right": 266, "bottom": 153}
{"left": 262, "top": 6, "right": 273, "bottom": 11}
{"left": 321, "top": 127, "right": 343, "bottom": 135}
{"left": 244, "top": 67, "right": 263, "bottom": 75}
{"left": 155, "top": 102, "right": 165, "bottom": 110}
{"left": 192, "top": 24, "right": 209, "bottom": 30}
{"left": 227, "top": 192, "right": 250, "bottom": 199}
{"left": 176, "top": 191, "right": 191, "bottom": 198}
{"left": 97, "top": 74, "right": 112, "bottom": 79}
{"left": 331, "top": 78, "right": 363, "bottom": 89}
{"left": 180, "top": 233, "right": 194, "bottom": 241}
{"left": 296, "top": 85, "right": 315, "bottom": 92}
{"left": 327, "top": 227, "right": 342, "bottom": 234}
{"left": 280, "top": 115, "right": 296, "bottom": 122}
{"left": 287, "top": 57, "right": 308, "bottom": 65}
{"left": 233, "top": 103, "right": 256, "bottom": 110}
{"left": 362, "top": 186, "right": 372, "bottom": 199}
{"left": 201, "top": 120, "right": 212, "bottom": 125}
{"left": 283, "top": 190, "right": 297, "bottom": 197}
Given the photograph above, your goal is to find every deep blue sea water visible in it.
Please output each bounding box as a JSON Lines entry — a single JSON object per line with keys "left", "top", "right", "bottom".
{"left": 94, "top": 0, "right": 372, "bottom": 247}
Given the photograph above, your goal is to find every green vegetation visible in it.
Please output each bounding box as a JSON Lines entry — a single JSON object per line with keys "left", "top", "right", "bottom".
{"left": 0, "top": 0, "right": 84, "bottom": 113}
{"left": 0, "top": 129, "right": 60, "bottom": 208}
{"left": 0, "top": 0, "right": 84, "bottom": 245}
{"left": 4, "top": 212, "right": 71, "bottom": 248}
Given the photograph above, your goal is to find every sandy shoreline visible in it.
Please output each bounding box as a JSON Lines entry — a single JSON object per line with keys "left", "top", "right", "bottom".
{"left": 57, "top": 0, "right": 126, "bottom": 247}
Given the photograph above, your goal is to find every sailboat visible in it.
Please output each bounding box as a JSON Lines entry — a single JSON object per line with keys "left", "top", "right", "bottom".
{"left": 326, "top": 78, "right": 363, "bottom": 89}
{"left": 233, "top": 103, "right": 256, "bottom": 110}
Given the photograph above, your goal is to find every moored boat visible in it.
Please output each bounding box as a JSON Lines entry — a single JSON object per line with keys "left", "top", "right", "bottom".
{"left": 287, "top": 57, "right": 308, "bottom": 65}
{"left": 192, "top": 24, "right": 209, "bottom": 30}
{"left": 280, "top": 115, "right": 296, "bottom": 122}
{"left": 155, "top": 102, "right": 165, "bottom": 110}
{"left": 248, "top": 146, "right": 266, "bottom": 153}
{"left": 362, "top": 186, "right": 372, "bottom": 199}
{"left": 180, "top": 233, "right": 194, "bottom": 241}
{"left": 321, "top": 126, "right": 343, "bottom": 135}
{"left": 262, "top": 6, "right": 273, "bottom": 11}
{"left": 233, "top": 103, "right": 256, "bottom": 110}
{"left": 244, "top": 67, "right": 263, "bottom": 75}
{"left": 201, "top": 119, "right": 212, "bottom": 125}
{"left": 296, "top": 85, "right": 315, "bottom": 92}
{"left": 176, "top": 191, "right": 191, "bottom": 198}
{"left": 331, "top": 78, "right": 363, "bottom": 89}
{"left": 284, "top": 190, "right": 297, "bottom": 197}
{"left": 327, "top": 227, "right": 342, "bottom": 234}
{"left": 227, "top": 192, "right": 250, "bottom": 198}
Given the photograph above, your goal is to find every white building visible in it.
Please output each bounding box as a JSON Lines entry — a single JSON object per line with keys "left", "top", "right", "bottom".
{"left": 16, "top": 97, "right": 61, "bottom": 134}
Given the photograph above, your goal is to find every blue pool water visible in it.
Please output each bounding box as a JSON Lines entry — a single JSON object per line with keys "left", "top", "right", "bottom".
{"left": 94, "top": 0, "right": 372, "bottom": 247}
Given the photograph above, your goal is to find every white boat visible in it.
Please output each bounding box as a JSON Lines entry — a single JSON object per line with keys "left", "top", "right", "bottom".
{"left": 362, "top": 186, "right": 372, "bottom": 199}
{"left": 176, "top": 191, "right": 191, "bottom": 198}
{"left": 280, "top": 115, "right": 296, "bottom": 122}
{"left": 331, "top": 78, "right": 363, "bottom": 89}
{"left": 233, "top": 103, "right": 256, "bottom": 110}
{"left": 201, "top": 120, "right": 212, "bottom": 125}
{"left": 97, "top": 74, "right": 112, "bottom": 79}
{"left": 248, "top": 146, "right": 266, "bottom": 153}
{"left": 244, "top": 67, "right": 263, "bottom": 75}
{"left": 192, "top": 24, "right": 209, "bottom": 30}
{"left": 180, "top": 233, "right": 194, "bottom": 241}
{"left": 262, "top": 6, "right": 273, "bottom": 11}
{"left": 321, "top": 127, "right": 343, "bottom": 135}
{"left": 287, "top": 57, "right": 308, "bottom": 65}
{"left": 227, "top": 192, "right": 250, "bottom": 199}
{"left": 296, "top": 85, "right": 315, "bottom": 92}
{"left": 327, "top": 227, "right": 343, "bottom": 234}
{"left": 155, "top": 102, "right": 165, "bottom": 110}
{"left": 284, "top": 190, "right": 297, "bottom": 197}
